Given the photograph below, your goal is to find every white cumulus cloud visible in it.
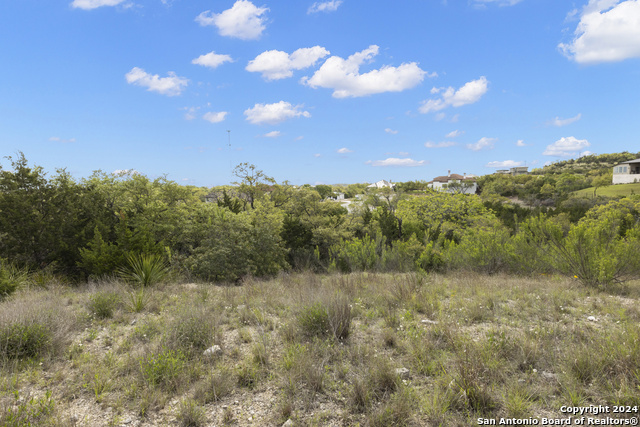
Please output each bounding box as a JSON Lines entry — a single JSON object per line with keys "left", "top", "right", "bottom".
{"left": 246, "top": 46, "right": 330, "bottom": 80}
{"left": 308, "top": 0, "right": 343, "bottom": 13}
{"left": 125, "top": 67, "right": 188, "bottom": 96}
{"left": 420, "top": 77, "right": 489, "bottom": 113}
{"left": 192, "top": 52, "right": 233, "bottom": 69}
{"left": 196, "top": 0, "right": 268, "bottom": 40}
{"left": 367, "top": 158, "right": 427, "bottom": 167}
{"left": 516, "top": 139, "right": 526, "bottom": 147}
{"left": 559, "top": 0, "right": 640, "bottom": 64}
{"left": 263, "top": 131, "right": 281, "bottom": 138}
{"left": 244, "top": 101, "right": 311, "bottom": 125}
{"left": 467, "top": 137, "right": 496, "bottom": 151}
{"left": 71, "top": 0, "right": 125, "bottom": 9}
{"left": 425, "top": 141, "right": 456, "bottom": 148}
{"left": 543, "top": 136, "right": 591, "bottom": 157}
{"left": 203, "top": 111, "right": 228, "bottom": 123}
{"left": 485, "top": 160, "right": 523, "bottom": 168}
{"left": 385, "top": 128, "right": 399, "bottom": 134}
{"left": 337, "top": 147, "right": 353, "bottom": 153}
{"left": 302, "top": 45, "right": 427, "bottom": 98}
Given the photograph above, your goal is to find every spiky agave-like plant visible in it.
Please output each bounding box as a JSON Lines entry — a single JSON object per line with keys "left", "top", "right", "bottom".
{"left": 119, "top": 253, "right": 169, "bottom": 287}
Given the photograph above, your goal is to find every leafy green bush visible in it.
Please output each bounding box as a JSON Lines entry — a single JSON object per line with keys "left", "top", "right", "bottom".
{"left": 524, "top": 199, "right": 640, "bottom": 287}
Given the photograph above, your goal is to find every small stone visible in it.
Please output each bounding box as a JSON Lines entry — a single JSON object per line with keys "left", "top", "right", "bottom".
{"left": 395, "top": 368, "right": 410, "bottom": 379}
{"left": 587, "top": 316, "right": 597, "bottom": 322}
{"left": 203, "top": 345, "right": 222, "bottom": 357}
{"left": 130, "top": 319, "right": 137, "bottom": 325}
{"left": 282, "top": 420, "right": 294, "bottom": 427}
{"left": 541, "top": 371, "right": 557, "bottom": 380}
{"left": 421, "top": 319, "right": 438, "bottom": 325}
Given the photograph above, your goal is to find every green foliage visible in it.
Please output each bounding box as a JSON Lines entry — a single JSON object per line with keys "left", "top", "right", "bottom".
{"left": 297, "top": 296, "right": 352, "bottom": 340}
{"left": 139, "top": 347, "right": 187, "bottom": 391}
{"left": 0, "top": 390, "right": 56, "bottom": 427}
{"left": 0, "top": 323, "right": 50, "bottom": 360}
{"left": 524, "top": 198, "right": 640, "bottom": 287}
{"left": 445, "top": 221, "right": 513, "bottom": 274}
{"left": 181, "top": 203, "right": 288, "bottom": 282}
{"left": 0, "top": 260, "right": 30, "bottom": 300}
{"left": 314, "top": 184, "right": 333, "bottom": 199}
{"left": 88, "top": 291, "right": 120, "bottom": 319}
{"left": 119, "top": 253, "right": 170, "bottom": 287}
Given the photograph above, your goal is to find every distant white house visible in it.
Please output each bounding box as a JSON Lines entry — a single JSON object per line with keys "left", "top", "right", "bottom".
{"left": 612, "top": 158, "right": 640, "bottom": 184}
{"left": 367, "top": 180, "right": 394, "bottom": 189}
{"left": 427, "top": 171, "right": 477, "bottom": 194}
{"left": 494, "top": 166, "right": 528, "bottom": 176}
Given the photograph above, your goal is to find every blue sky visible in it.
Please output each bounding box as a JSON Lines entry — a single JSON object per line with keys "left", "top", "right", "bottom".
{"left": 1, "top": 0, "right": 639, "bottom": 186}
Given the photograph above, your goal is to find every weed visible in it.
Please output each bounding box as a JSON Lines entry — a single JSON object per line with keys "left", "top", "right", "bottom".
{"left": 88, "top": 291, "right": 120, "bottom": 319}
{"left": 0, "top": 390, "right": 56, "bottom": 427}
{"left": 139, "top": 347, "right": 187, "bottom": 392}
{"left": 176, "top": 398, "right": 206, "bottom": 427}
{"left": 127, "top": 288, "right": 148, "bottom": 313}
{"left": 194, "top": 367, "right": 234, "bottom": 404}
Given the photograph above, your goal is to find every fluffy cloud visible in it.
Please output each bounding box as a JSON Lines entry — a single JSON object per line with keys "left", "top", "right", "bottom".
{"left": 196, "top": 0, "right": 268, "bottom": 40}
{"left": 71, "top": 0, "right": 125, "bottom": 9}
{"left": 203, "top": 111, "right": 228, "bottom": 123}
{"left": 559, "top": 0, "right": 640, "bottom": 64}
{"left": 543, "top": 136, "right": 591, "bottom": 157}
{"left": 263, "top": 131, "right": 281, "bottom": 138}
{"left": 485, "top": 160, "right": 523, "bottom": 168}
{"left": 302, "top": 45, "right": 427, "bottom": 98}
{"left": 125, "top": 67, "right": 188, "bottom": 96}
{"left": 246, "top": 46, "right": 330, "bottom": 80}
{"left": 367, "top": 158, "right": 427, "bottom": 167}
{"left": 244, "top": 101, "right": 311, "bottom": 125}
{"left": 445, "top": 130, "right": 464, "bottom": 138}
{"left": 337, "top": 147, "right": 353, "bottom": 153}
{"left": 308, "top": 0, "right": 343, "bottom": 13}
{"left": 549, "top": 113, "right": 582, "bottom": 127}
{"left": 192, "top": 52, "right": 233, "bottom": 69}
{"left": 385, "top": 128, "right": 399, "bottom": 134}
{"left": 425, "top": 141, "right": 456, "bottom": 148}
{"left": 516, "top": 139, "right": 526, "bottom": 147}
{"left": 467, "top": 137, "right": 496, "bottom": 151}
{"left": 420, "top": 77, "right": 489, "bottom": 113}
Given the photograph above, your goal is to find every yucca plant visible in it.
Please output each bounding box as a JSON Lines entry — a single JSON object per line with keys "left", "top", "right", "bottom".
{"left": 0, "top": 259, "right": 30, "bottom": 300}
{"left": 119, "top": 253, "right": 169, "bottom": 287}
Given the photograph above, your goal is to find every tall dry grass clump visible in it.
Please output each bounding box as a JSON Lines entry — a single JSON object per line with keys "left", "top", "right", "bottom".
{"left": 0, "top": 291, "right": 76, "bottom": 363}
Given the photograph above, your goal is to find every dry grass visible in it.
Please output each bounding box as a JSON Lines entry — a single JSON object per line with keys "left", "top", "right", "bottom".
{"left": 0, "top": 272, "right": 639, "bottom": 425}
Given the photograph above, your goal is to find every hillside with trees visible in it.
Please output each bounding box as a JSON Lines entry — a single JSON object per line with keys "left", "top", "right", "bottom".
{"left": 2, "top": 154, "right": 640, "bottom": 426}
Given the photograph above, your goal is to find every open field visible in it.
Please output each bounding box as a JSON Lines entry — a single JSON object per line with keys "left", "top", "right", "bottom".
{"left": 1, "top": 272, "right": 640, "bottom": 426}
{"left": 572, "top": 182, "right": 640, "bottom": 198}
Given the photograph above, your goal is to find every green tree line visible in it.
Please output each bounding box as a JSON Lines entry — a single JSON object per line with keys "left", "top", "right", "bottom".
{"left": 2, "top": 154, "right": 640, "bottom": 296}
